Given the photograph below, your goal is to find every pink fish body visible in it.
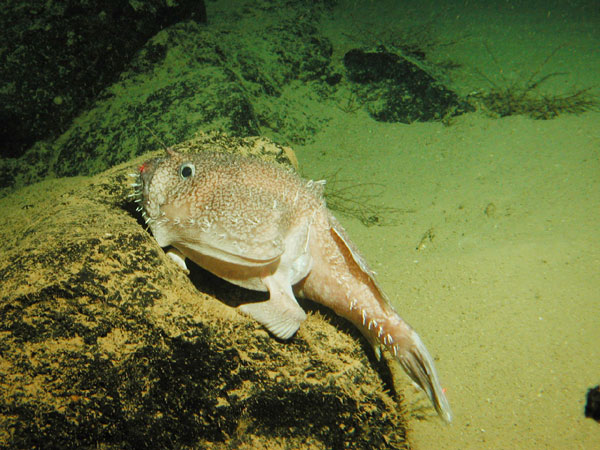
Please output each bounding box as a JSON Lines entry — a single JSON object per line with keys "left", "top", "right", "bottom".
{"left": 135, "top": 148, "right": 452, "bottom": 422}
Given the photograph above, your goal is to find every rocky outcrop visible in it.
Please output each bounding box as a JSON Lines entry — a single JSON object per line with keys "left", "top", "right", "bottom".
{"left": 0, "top": 2, "right": 338, "bottom": 192}
{"left": 0, "top": 0, "right": 207, "bottom": 159}
{"left": 0, "top": 134, "right": 409, "bottom": 450}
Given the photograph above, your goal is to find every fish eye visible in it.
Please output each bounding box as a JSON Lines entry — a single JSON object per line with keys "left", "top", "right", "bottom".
{"left": 179, "top": 163, "right": 195, "bottom": 179}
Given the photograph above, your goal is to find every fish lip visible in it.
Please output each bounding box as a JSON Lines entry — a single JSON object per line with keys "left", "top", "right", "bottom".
{"left": 137, "top": 157, "right": 167, "bottom": 222}
{"left": 138, "top": 157, "right": 162, "bottom": 186}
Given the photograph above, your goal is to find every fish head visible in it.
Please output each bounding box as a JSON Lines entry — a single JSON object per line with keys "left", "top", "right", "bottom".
{"left": 136, "top": 149, "right": 203, "bottom": 246}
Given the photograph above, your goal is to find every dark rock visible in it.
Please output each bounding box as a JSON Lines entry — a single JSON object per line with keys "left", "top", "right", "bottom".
{"left": 1, "top": 3, "right": 337, "bottom": 193}
{"left": 585, "top": 385, "right": 600, "bottom": 422}
{"left": 343, "top": 48, "right": 472, "bottom": 123}
{"left": 0, "top": 134, "right": 409, "bottom": 450}
{"left": 0, "top": 0, "right": 207, "bottom": 159}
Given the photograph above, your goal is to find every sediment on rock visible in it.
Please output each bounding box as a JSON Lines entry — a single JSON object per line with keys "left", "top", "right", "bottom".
{"left": 0, "top": 135, "right": 409, "bottom": 450}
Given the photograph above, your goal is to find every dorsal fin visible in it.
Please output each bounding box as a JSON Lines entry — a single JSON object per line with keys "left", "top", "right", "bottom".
{"left": 328, "top": 212, "right": 390, "bottom": 303}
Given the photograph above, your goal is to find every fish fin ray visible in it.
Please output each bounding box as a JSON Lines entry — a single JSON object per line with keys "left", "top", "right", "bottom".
{"left": 239, "top": 273, "right": 306, "bottom": 340}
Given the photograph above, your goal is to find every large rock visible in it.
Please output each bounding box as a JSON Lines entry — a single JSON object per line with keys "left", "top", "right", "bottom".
{"left": 343, "top": 49, "right": 472, "bottom": 123}
{"left": 0, "top": 2, "right": 338, "bottom": 192}
{"left": 0, "top": 0, "right": 207, "bottom": 159}
{"left": 0, "top": 134, "right": 409, "bottom": 450}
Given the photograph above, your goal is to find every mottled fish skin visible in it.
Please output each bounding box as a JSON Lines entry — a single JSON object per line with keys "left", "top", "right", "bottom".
{"left": 134, "top": 148, "right": 452, "bottom": 423}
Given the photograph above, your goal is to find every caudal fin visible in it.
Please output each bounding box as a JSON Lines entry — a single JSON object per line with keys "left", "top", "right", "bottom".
{"left": 394, "top": 330, "right": 452, "bottom": 423}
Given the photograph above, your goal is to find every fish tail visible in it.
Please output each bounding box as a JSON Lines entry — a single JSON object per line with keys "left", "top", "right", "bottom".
{"left": 351, "top": 303, "right": 452, "bottom": 422}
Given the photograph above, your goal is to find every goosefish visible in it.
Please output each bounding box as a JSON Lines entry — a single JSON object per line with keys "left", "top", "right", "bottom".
{"left": 133, "top": 148, "right": 452, "bottom": 422}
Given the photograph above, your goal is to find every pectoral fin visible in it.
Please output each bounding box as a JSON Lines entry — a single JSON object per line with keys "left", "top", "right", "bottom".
{"left": 166, "top": 247, "right": 189, "bottom": 273}
{"left": 239, "top": 273, "right": 306, "bottom": 340}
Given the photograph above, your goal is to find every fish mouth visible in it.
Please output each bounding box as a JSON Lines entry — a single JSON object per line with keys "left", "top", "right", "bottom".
{"left": 131, "top": 157, "right": 166, "bottom": 225}
{"left": 138, "top": 157, "right": 164, "bottom": 189}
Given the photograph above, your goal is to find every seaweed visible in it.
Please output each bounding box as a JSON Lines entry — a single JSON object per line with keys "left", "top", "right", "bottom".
{"left": 321, "top": 170, "right": 414, "bottom": 227}
{"left": 468, "top": 44, "right": 598, "bottom": 119}
{"left": 334, "top": 88, "right": 367, "bottom": 114}
{"left": 344, "top": 11, "right": 464, "bottom": 75}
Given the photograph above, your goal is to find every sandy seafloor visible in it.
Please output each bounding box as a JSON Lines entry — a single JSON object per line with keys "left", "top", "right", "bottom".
{"left": 293, "top": 0, "right": 599, "bottom": 448}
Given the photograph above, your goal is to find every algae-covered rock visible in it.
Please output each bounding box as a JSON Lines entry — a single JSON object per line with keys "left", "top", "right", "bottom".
{"left": 1, "top": 2, "right": 338, "bottom": 193}
{"left": 0, "top": 134, "right": 409, "bottom": 450}
{"left": 0, "top": 0, "right": 207, "bottom": 159}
